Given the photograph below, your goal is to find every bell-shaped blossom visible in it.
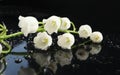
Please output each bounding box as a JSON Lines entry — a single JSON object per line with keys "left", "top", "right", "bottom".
{"left": 33, "top": 32, "right": 52, "bottom": 50}
{"left": 78, "top": 25, "right": 92, "bottom": 38}
{"left": 59, "top": 17, "right": 71, "bottom": 30}
{"left": 57, "top": 33, "right": 75, "bottom": 49}
{"left": 90, "top": 31, "right": 103, "bottom": 43}
{"left": 43, "top": 16, "right": 61, "bottom": 34}
{"left": 18, "top": 15, "right": 39, "bottom": 37}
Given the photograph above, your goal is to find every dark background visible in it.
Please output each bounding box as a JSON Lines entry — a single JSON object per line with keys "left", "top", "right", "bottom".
{"left": 0, "top": 0, "right": 120, "bottom": 32}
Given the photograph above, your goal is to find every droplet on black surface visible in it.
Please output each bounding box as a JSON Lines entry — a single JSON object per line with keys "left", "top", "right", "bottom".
{"left": 24, "top": 55, "right": 31, "bottom": 60}
{"left": 15, "top": 58, "right": 22, "bottom": 64}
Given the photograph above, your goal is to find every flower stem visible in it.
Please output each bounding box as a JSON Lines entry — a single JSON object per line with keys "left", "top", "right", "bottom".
{"left": 72, "top": 40, "right": 91, "bottom": 48}
{"left": 58, "top": 29, "right": 78, "bottom": 34}
{"left": 1, "top": 40, "right": 11, "bottom": 54}
{"left": 0, "top": 27, "right": 45, "bottom": 40}
{"left": 3, "top": 32, "right": 23, "bottom": 39}
{"left": 39, "top": 22, "right": 44, "bottom": 25}
{"left": 71, "top": 22, "right": 76, "bottom": 31}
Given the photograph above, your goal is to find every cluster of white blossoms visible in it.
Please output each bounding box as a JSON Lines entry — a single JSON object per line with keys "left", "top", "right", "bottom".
{"left": 18, "top": 15, "right": 103, "bottom": 50}
{"left": 78, "top": 25, "right": 103, "bottom": 43}
{"left": 43, "top": 15, "right": 71, "bottom": 34}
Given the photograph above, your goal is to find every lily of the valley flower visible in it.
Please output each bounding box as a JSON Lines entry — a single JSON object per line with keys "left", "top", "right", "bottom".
{"left": 57, "top": 33, "right": 75, "bottom": 49}
{"left": 59, "top": 17, "right": 71, "bottom": 30}
{"left": 78, "top": 24, "right": 92, "bottom": 38}
{"left": 33, "top": 32, "right": 52, "bottom": 50}
{"left": 0, "top": 44, "right": 2, "bottom": 54}
{"left": 18, "top": 16, "right": 39, "bottom": 37}
{"left": 90, "top": 31, "right": 103, "bottom": 43}
{"left": 43, "top": 16, "right": 61, "bottom": 34}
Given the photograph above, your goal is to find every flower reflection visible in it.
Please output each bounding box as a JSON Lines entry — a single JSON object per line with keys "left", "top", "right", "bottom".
{"left": 54, "top": 50, "right": 73, "bottom": 67}
{"left": 0, "top": 44, "right": 102, "bottom": 74}
{"left": 0, "top": 59, "right": 6, "bottom": 74}
{"left": 48, "top": 60, "right": 57, "bottom": 74}
{"left": 75, "top": 44, "right": 102, "bottom": 61}
{"left": 32, "top": 53, "right": 51, "bottom": 67}
{"left": 18, "top": 67, "right": 37, "bottom": 75}
{"left": 75, "top": 49, "right": 89, "bottom": 61}
{"left": 89, "top": 44, "right": 102, "bottom": 55}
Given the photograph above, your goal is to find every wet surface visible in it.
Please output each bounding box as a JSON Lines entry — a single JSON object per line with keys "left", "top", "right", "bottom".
{"left": 0, "top": 28, "right": 120, "bottom": 75}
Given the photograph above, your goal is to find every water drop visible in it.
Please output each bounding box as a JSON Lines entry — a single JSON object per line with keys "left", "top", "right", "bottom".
{"left": 24, "top": 55, "right": 31, "bottom": 60}
{"left": 15, "top": 58, "right": 22, "bottom": 64}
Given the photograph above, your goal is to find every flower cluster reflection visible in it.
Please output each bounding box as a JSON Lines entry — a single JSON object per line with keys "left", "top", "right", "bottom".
{"left": 0, "top": 15, "right": 103, "bottom": 74}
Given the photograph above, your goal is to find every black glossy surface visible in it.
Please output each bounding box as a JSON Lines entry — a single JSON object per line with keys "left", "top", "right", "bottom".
{"left": 0, "top": 1, "right": 120, "bottom": 75}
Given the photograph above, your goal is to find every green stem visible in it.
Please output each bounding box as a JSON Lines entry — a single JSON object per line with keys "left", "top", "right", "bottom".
{"left": 71, "top": 22, "right": 76, "bottom": 31}
{"left": 72, "top": 40, "right": 91, "bottom": 48}
{"left": 39, "top": 22, "right": 44, "bottom": 25}
{"left": 10, "top": 52, "right": 31, "bottom": 56}
{"left": 58, "top": 29, "right": 78, "bottom": 34}
{"left": 0, "top": 27, "right": 45, "bottom": 40}
{"left": 1, "top": 40, "right": 11, "bottom": 54}
{"left": 3, "top": 32, "right": 23, "bottom": 39}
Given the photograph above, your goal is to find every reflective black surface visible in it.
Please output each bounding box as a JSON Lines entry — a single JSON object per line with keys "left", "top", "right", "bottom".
{"left": 0, "top": 1, "right": 120, "bottom": 75}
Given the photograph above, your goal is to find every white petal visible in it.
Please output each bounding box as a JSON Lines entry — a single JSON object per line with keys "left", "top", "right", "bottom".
{"left": 43, "top": 15, "right": 61, "bottom": 34}
{"left": 33, "top": 32, "right": 52, "bottom": 50}
{"left": 18, "top": 15, "right": 39, "bottom": 37}
{"left": 78, "top": 24, "right": 92, "bottom": 38}
{"left": 57, "top": 33, "right": 75, "bottom": 49}
{"left": 59, "top": 17, "right": 71, "bottom": 30}
{"left": 90, "top": 31, "right": 103, "bottom": 43}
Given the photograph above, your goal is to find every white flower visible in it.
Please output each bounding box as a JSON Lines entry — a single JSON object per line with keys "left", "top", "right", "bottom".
{"left": 43, "top": 15, "right": 61, "bottom": 34}
{"left": 59, "top": 17, "right": 71, "bottom": 30}
{"left": 78, "top": 24, "right": 92, "bottom": 38}
{"left": 90, "top": 31, "right": 103, "bottom": 43}
{"left": 18, "top": 15, "right": 39, "bottom": 37}
{"left": 90, "top": 44, "right": 102, "bottom": 55}
{"left": 33, "top": 32, "right": 52, "bottom": 50}
{"left": 57, "top": 33, "right": 75, "bottom": 49}
{"left": 0, "top": 44, "right": 2, "bottom": 54}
